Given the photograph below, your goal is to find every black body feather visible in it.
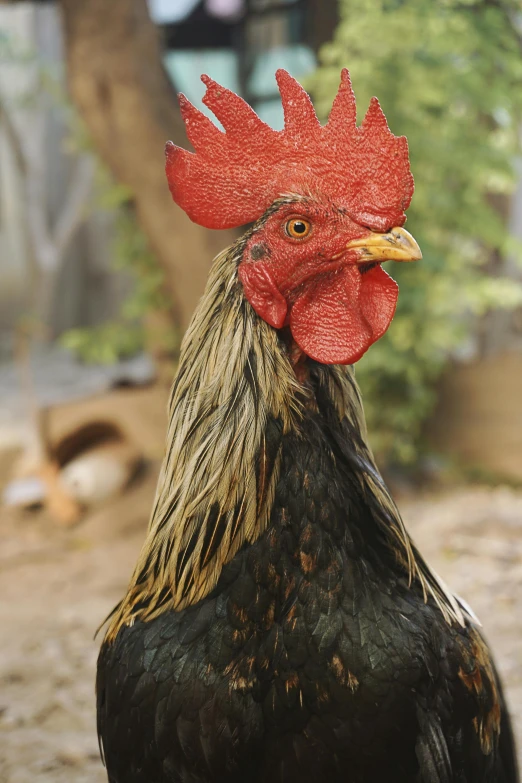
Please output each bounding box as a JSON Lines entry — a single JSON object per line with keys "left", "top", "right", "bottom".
{"left": 97, "top": 362, "right": 519, "bottom": 783}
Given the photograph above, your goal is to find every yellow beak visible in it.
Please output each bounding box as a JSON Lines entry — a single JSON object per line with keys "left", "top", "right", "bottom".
{"left": 345, "top": 226, "right": 422, "bottom": 264}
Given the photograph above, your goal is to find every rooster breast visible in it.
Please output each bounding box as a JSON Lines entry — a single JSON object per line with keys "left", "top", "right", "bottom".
{"left": 97, "top": 417, "right": 515, "bottom": 783}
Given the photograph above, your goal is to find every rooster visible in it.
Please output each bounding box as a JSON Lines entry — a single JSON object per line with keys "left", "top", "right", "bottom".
{"left": 96, "top": 69, "right": 519, "bottom": 783}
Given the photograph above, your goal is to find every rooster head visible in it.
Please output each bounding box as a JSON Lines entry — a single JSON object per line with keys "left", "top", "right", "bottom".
{"left": 165, "top": 69, "right": 421, "bottom": 365}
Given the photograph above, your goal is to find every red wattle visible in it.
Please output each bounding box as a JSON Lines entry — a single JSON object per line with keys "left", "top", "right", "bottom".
{"left": 290, "top": 265, "right": 398, "bottom": 365}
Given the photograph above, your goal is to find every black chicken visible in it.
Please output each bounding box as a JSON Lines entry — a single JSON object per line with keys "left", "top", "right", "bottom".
{"left": 96, "top": 69, "right": 519, "bottom": 783}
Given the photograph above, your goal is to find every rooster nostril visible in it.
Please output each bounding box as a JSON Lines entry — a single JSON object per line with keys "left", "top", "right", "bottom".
{"left": 359, "top": 262, "right": 378, "bottom": 274}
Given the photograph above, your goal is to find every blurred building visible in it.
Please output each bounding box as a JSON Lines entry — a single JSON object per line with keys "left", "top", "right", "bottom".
{"left": 152, "top": 0, "right": 337, "bottom": 128}
{"left": 0, "top": 3, "right": 121, "bottom": 354}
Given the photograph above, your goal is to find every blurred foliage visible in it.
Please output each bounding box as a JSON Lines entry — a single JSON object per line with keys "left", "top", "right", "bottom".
{"left": 62, "top": 96, "right": 176, "bottom": 364}
{"left": 310, "top": 0, "right": 522, "bottom": 463}
{"left": 62, "top": 319, "right": 145, "bottom": 364}
{"left": 0, "top": 28, "right": 172, "bottom": 364}
{"left": 61, "top": 163, "right": 177, "bottom": 365}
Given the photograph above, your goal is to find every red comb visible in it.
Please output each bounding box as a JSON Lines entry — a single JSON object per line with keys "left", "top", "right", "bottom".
{"left": 165, "top": 69, "right": 414, "bottom": 230}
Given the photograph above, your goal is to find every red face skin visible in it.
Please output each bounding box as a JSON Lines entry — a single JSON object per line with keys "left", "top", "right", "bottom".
{"left": 238, "top": 197, "right": 402, "bottom": 366}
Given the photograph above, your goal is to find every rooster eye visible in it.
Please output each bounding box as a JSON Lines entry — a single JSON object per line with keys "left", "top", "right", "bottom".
{"left": 285, "top": 217, "right": 311, "bottom": 240}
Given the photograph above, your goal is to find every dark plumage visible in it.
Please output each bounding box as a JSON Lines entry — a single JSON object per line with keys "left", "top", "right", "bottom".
{"left": 97, "top": 361, "right": 518, "bottom": 782}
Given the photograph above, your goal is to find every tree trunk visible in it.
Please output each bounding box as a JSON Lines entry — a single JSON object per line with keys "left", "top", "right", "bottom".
{"left": 57, "top": 0, "right": 236, "bottom": 331}
{"left": 306, "top": 0, "right": 339, "bottom": 55}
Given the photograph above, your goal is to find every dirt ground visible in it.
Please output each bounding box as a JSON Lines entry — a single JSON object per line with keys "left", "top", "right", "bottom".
{"left": 1, "top": 460, "right": 521, "bottom": 781}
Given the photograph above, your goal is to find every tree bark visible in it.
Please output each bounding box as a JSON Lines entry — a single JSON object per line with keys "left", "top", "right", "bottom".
{"left": 57, "top": 0, "right": 236, "bottom": 330}
{"left": 306, "top": 0, "right": 339, "bottom": 55}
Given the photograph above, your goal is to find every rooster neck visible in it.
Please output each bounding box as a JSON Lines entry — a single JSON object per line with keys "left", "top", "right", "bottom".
{"left": 105, "top": 243, "right": 299, "bottom": 639}
{"left": 104, "top": 244, "right": 463, "bottom": 643}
